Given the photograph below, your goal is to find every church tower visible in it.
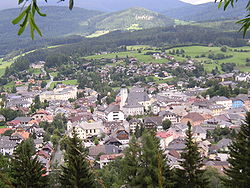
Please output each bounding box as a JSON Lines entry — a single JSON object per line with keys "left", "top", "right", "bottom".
{"left": 120, "top": 84, "right": 128, "bottom": 109}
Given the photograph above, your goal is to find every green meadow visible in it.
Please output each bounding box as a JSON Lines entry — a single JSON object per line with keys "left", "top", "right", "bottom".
{"left": 49, "top": 79, "right": 78, "bottom": 89}
{"left": 167, "top": 46, "right": 250, "bottom": 72}
{"left": 0, "top": 58, "right": 13, "bottom": 77}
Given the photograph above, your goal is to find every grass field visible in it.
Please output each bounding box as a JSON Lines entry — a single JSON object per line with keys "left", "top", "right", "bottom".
{"left": 126, "top": 45, "right": 151, "bottom": 50}
{"left": 84, "top": 45, "right": 250, "bottom": 72}
{"left": 29, "top": 68, "right": 42, "bottom": 75}
{"left": 167, "top": 46, "right": 250, "bottom": 72}
{"left": 126, "top": 24, "right": 142, "bottom": 30}
{"left": 49, "top": 79, "right": 78, "bottom": 89}
{"left": 86, "top": 30, "right": 110, "bottom": 38}
{"left": 0, "top": 58, "right": 13, "bottom": 77}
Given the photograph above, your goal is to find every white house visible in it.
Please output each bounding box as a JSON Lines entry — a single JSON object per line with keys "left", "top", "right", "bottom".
{"left": 40, "top": 86, "right": 77, "bottom": 102}
{"left": 105, "top": 105, "right": 125, "bottom": 122}
{"left": 210, "top": 96, "right": 232, "bottom": 109}
{"left": 67, "top": 120, "right": 104, "bottom": 140}
{"left": 235, "top": 73, "right": 250, "bottom": 82}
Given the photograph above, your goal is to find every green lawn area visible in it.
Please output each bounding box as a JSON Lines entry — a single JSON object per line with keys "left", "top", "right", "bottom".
{"left": 50, "top": 72, "right": 58, "bottom": 77}
{"left": 126, "top": 45, "right": 151, "bottom": 50}
{"left": 3, "top": 81, "right": 15, "bottom": 90}
{"left": 84, "top": 45, "right": 250, "bottom": 71}
{"left": 86, "top": 30, "right": 110, "bottom": 38}
{"left": 168, "top": 46, "right": 250, "bottom": 72}
{"left": 0, "top": 126, "right": 7, "bottom": 128}
{"left": 49, "top": 79, "right": 78, "bottom": 89}
{"left": 29, "top": 68, "right": 42, "bottom": 75}
{"left": 0, "top": 58, "right": 13, "bottom": 77}
{"left": 125, "top": 24, "right": 142, "bottom": 30}
{"left": 146, "top": 76, "right": 176, "bottom": 84}
{"left": 84, "top": 51, "right": 169, "bottom": 64}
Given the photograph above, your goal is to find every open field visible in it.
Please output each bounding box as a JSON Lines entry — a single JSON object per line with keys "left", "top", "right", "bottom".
{"left": 29, "top": 68, "right": 42, "bottom": 75}
{"left": 86, "top": 30, "right": 110, "bottom": 38}
{"left": 49, "top": 79, "right": 78, "bottom": 89}
{"left": 0, "top": 58, "right": 13, "bottom": 77}
{"left": 84, "top": 45, "right": 250, "bottom": 72}
{"left": 167, "top": 46, "right": 250, "bottom": 72}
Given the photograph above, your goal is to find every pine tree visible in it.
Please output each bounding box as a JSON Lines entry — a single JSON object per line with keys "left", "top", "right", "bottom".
{"left": 59, "top": 129, "right": 96, "bottom": 188}
{"left": 10, "top": 139, "right": 48, "bottom": 188}
{"left": 121, "top": 136, "right": 141, "bottom": 186}
{"left": 175, "top": 121, "right": 208, "bottom": 188}
{"left": 0, "top": 154, "right": 13, "bottom": 188}
{"left": 136, "top": 131, "right": 174, "bottom": 188}
{"left": 223, "top": 112, "right": 250, "bottom": 187}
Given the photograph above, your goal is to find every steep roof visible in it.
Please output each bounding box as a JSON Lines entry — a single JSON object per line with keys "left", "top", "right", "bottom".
{"left": 183, "top": 112, "right": 205, "bottom": 122}
{"left": 144, "top": 116, "right": 163, "bottom": 126}
{"left": 89, "top": 145, "right": 121, "bottom": 157}
{"left": 193, "top": 125, "right": 206, "bottom": 134}
{"left": 105, "top": 105, "right": 121, "bottom": 114}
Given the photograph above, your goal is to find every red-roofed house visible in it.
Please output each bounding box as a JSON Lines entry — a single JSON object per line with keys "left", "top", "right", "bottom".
{"left": 0, "top": 128, "right": 12, "bottom": 135}
{"left": 12, "top": 130, "right": 30, "bottom": 140}
{"left": 6, "top": 120, "right": 21, "bottom": 127}
{"left": 99, "top": 153, "right": 124, "bottom": 168}
{"left": 156, "top": 131, "right": 174, "bottom": 149}
{"left": 32, "top": 110, "right": 53, "bottom": 123}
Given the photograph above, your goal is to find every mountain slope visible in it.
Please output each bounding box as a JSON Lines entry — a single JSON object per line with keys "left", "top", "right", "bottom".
{"left": 0, "top": 6, "right": 102, "bottom": 39}
{"left": 89, "top": 7, "right": 174, "bottom": 30}
{"left": 163, "top": 0, "right": 248, "bottom": 21}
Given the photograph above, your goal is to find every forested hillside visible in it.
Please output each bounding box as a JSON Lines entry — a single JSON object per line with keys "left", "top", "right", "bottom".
{"left": 88, "top": 7, "right": 174, "bottom": 30}
{"left": 0, "top": 6, "right": 173, "bottom": 56}
{"left": 163, "top": 0, "right": 248, "bottom": 21}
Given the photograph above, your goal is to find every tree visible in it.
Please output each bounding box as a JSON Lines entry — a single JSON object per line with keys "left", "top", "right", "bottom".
{"left": 0, "top": 154, "right": 13, "bottom": 188}
{"left": 59, "top": 129, "right": 97, "bottom": 188}
{"left": 121, "top": 136, "right": 141, "bottom": 186}
{"left": 203, "top": 167, "right": 226, "bottom": 188}
{"left": 223, "top": 112, "right": 250, "bottom": 187}
{"left": 175, "top": 121, "right": 208, "bottom": 188}
{"left": 136, "top": 131, "right": 174, "bottom": 188}
{"left": 10, "top": 139, "right": 48, "bottom": 188}
{"left": 98, "top": 158, "right": 123, "bottom": 188}
{"left": 162, "top": 119, "right": 172, "bottom": 130}
{"left": 0, "top": 108, "right": 23, "bottom": 121}
{"left": 216, "top": 0, "right": 250, "bottom": 36}
{"left": 11, "top": 86, "right": 17, "bottom": 93}
{"left": 41, "top": 80, "right": 47, "bottom": 88}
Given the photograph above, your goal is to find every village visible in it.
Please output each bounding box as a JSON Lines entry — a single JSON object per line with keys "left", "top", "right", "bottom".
{"left": 0, "top": 52, "right": 250, "bottom": 176}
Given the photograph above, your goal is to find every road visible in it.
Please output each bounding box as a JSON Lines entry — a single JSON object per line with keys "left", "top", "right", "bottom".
{"left": 51, "top": 143, "right": 64, "bottom": 166}
{"left": 42, "top": 68, "right": 54, "bottom": 90}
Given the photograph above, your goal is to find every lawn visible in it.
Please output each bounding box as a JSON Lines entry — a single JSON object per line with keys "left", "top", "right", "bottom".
{"left": 3, "top": 81, "right": 15, "bottom": 90}
{"left": 126, "top": 45, "right": 151, "bottom": 50}
{"left": 50, "top": 72, "right": 58, "bottom": 77}
{"left": 146, "top": 76, "right": 176, "bottom": 84}
{"left": 49, "top": 79, "right": 78, "bottom": 89}
{"left": 0, "top": 58, "right": 13, "bottom": 77}
{"left": 86, "top": 30, "right": 110, "bottom": 38}
{"left": 167, "top": 46, "right": 250, "bottom": 72}
{"left": 29, "top": 68, "right": 42, "bottom": 75}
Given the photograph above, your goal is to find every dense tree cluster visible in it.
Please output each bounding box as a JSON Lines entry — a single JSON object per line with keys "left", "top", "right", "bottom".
{"left": 203, "top": 83, "right": 248, "bottom": 98}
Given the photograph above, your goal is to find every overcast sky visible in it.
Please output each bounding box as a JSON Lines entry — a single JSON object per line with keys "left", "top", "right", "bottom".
{"left": 181, "top": 0, "right": 214, "bottom": 4}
